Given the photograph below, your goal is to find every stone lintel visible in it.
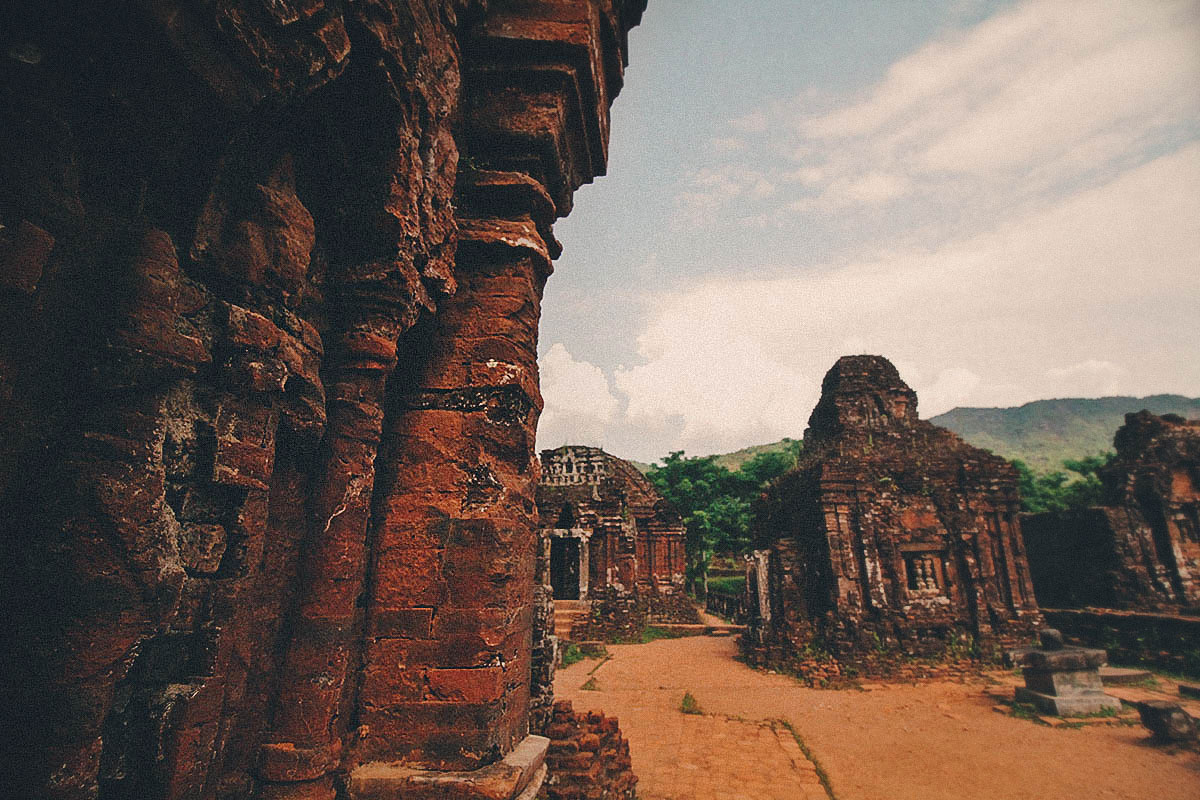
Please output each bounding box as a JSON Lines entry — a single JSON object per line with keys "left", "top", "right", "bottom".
{"left": 1013, "top": 646, "right": 1107, "bottom": 671}
{"left": 348, "top": 734, "right": 549, "bottom": 800}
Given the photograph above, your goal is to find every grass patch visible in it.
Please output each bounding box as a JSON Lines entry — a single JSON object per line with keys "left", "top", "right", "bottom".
{"left": 581, "top": 677, "right": 599, "bottom": 691}
{"left": 640, "top": 625, "right": 683, "bottom": 643}
{"left": 778, "top": 720, "right": 837, "bottom": 800}
{"left": 1074, "top": 705, "right": 1121, "bottom": 719}
{"left": 1128, "top": 674, "right": 1162, "bottom": 690}
{"left": 612, "top": 625, "right": 687, "bottom": 645}
{"left": 1009, "top": 702, "right": 1047, "bottom": 724}
{"left": 561, "top": 643, "right": 607, "bottom": 668}
{"left": 680, "top": 691, "right": 703, "bottom": 715}
{"left": 560, "top": 643, "right": 586, "bottom": 668}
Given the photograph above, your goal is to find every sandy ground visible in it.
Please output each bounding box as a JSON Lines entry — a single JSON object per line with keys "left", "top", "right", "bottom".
{"left": 556, "top": 635, "right": 1200, "bottom": 800}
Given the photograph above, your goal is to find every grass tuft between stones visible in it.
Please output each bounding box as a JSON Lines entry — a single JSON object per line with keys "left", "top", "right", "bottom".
{"left": 779, "top": 719, "right": 838, "bottom": 800}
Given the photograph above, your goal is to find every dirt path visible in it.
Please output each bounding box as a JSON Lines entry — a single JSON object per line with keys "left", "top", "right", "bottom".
{"left": 556, "top": 635, "right": 1200, "bottom": 800}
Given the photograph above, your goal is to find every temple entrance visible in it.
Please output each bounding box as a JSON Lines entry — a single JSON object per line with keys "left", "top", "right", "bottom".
{"left": 550, "top": 537, "right": 581, "bottom": 600}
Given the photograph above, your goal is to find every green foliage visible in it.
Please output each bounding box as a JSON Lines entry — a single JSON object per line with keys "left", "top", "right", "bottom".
{"left": 680, "top": 691, "right": 703, "bottom": 715}
{"left": 560, "top": 643, "right": 586, "bottom": 668}
{"left": 580, "top": 677, "right": 599, "bottom": 691}
{"left": 639, "top": 625, "right": 683, "bottom": 643}
{"left": 646, "top": 445, "right": 801, "bottom": 594}
{"left": 706, "top": 575, "right": 746, "bottom": 597}
{"left": 1009, "top": 702, "right": 1044, "bottom": 723}
{"left": 1014, "top": 454, "right": 1112, "bottom": 513}
{"left": 710, "top": 437, "right": 803, "bottom": 472}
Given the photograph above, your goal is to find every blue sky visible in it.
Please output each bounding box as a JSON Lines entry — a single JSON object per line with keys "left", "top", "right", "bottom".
{"left": 536, "top": 0, "right": 1200, "bottom": 463}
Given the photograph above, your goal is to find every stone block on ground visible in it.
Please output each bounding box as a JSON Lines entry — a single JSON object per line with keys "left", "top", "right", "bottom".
{"left": 1137, "top": 701, "right": 1198, "bottom": 743}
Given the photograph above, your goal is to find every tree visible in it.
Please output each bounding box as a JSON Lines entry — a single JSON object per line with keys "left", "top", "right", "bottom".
{"left": 647, "top": 444, "right": 802, "bottom": 596}
{"left": 736, "top": 439, "right": 802, "bottom": 486}
{"left": 1013, "top": 454, "right": 1112, "bottom": 513}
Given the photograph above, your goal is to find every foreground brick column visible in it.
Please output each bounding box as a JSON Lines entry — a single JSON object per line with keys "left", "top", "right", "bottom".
{"left": 353, "top": 170, "right": 552, "bottom": 771}
{"left": 348, "top": 1, "right": 645, "bottom": 794}
{"left": 258, "top": 316, "right": 402, "bottom": 800}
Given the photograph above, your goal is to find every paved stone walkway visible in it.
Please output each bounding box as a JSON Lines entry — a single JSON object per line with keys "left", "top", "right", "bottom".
{"left": 558, "top": 639, "right": 829, "bottom": 800}
{"left": 619, "top": 710, "right": 826, "bottom": 800}
{"left": 556, "top": 635, "right": 1200, "bottom": 800}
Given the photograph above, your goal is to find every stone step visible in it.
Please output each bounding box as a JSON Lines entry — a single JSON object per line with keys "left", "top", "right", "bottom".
{"left": 553, "top": 612, "right": 583, "bottom": 629}
{"left": 553, "top": 603, "right": 588, "bottom": 641}
{"left": 1099, "top": 666, "right": 1152, "bottom": 685}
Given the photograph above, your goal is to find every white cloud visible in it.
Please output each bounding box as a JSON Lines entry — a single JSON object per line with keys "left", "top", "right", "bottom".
{"left": 704, "top": 0, "right": 1200, "bottom": 228}
{"left": 825, "top": 171, "right": 910, "bottom": 207}
{"left": 730, "top": 110, "right": 769, "bottom": 133}
{"left": 918, "top": 368, "right": 983, "bottom": 417}
{"left": 588, "top": 144, "right": 1200, "bottom": 459}
{"left": 709, "top": 136, "right": 745, "bottom": 152}
{"left": 537, "top": 343, "right": 619, "bottom": 448}
{"left": 542, "top": 0, "right": 1200, "bottom": 463}
{"left": 672, "top": 165, "right": 777, "bottom": 227}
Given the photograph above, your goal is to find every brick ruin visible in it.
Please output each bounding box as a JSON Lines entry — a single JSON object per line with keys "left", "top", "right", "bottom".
{"left": 0, "top": 2, "right": 645, "bottom": 798}
{"left": 1022, "top": 410, "right": 1200, "bottom": 613}
{"left": 744, "top": 356, "right": 1042, "bottom": 673}
{"left": 537, "top": 445, "right": 686, "bottom": 600}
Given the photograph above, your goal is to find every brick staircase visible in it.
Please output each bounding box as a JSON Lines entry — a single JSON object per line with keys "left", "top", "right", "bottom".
{"left": 553, "top": 599, "right": 589, "bottom": 642}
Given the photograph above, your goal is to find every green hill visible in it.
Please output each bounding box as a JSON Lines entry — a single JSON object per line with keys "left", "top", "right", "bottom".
{"left": 928, "top": 395, "right": 1200, "bottom": 473}
{"left": 709, "top": 438, "right": 801, "bottom": 472}
{"left": 634, "top": 395, "right": 1200, "bottom": 475}
{"left": 631, "top": 438, "right": 801, "bottom": 474}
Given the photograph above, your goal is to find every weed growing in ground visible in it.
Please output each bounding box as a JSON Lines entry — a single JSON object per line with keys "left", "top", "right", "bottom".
{"left": 1069, "top": 705, "right": 1123, "bottom": 719}
{"left": 778, "top": 720, "right": 838, "bottom": 800}
{"left": 1009, "top": 702, "right": 1047, "bottom": 724}
{"left": 588, "top": 654, "right": 612, "bottom": 675}
{"left": 581, "top": 677, "right": 599, "bottom": 691}
{"left": 1128, "top": 674, "right": 1161, "bottom": 690}
{"left": 680, "top": 691, "right": 703, "bottom": 715}
{"left": 561, "top": 643, "right": 608, "bottom": 668}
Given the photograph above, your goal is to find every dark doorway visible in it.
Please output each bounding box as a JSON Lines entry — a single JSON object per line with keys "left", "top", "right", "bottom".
{"left": 550, "top": 537, "right": 580, "bottom": 600}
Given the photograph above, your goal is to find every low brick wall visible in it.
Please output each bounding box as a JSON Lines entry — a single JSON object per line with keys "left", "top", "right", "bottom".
{"left": 645, "top": 588, "right": 701, "bottom": 624}
{"left": 540, "top": 700, "right": 636, "bottom": 800}
{"left": 572, "top": 586, "right": 700, "bottom": 642}
{"left": 1044, "top": 608, "right": 1200, "bottom": 678}
{"left": 572, "top": 588, "right": 647, "bottom": 642}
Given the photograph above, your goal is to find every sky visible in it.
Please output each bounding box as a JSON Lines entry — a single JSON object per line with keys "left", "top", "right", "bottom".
{"left": 535, "top": 0, "right": 1200, "bottom": 464}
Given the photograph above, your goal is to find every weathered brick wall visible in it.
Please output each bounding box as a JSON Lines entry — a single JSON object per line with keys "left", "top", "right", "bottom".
{"left": 1021, "top": 412, "right": 1200, "bottom": 614}
{"left": 747, "top": 356, "right": 1042, "bottom": 672}
{"left": 538, "top": 446, "right": 687, "bottom": 598}
{"left": 568, "top": 584, "right": 698, "bottom": 643}
{"left": 539, "top": 701, "right": 636, "bottom": 800}
{"left": 0, "top": 2, "right": 646, "bottom": 797}
{"left": 571, "top": 587, "right": 649, "bottom": 643}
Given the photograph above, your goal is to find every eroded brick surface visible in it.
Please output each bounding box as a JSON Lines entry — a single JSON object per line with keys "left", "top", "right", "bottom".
{"left": 539, "top": 701, "right": 636, "bottom": 800}
{"left": 745, "top": 356, "right": 1042, "bottom": 676}
{"left": 1023, "top": 411, "right": 1200, "bottom": 612}
{"left": 0, "top": 2, "right": 646, "bottom": 797}
{"left": 538, "top": 446, "right": 688, "bottom": 599}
